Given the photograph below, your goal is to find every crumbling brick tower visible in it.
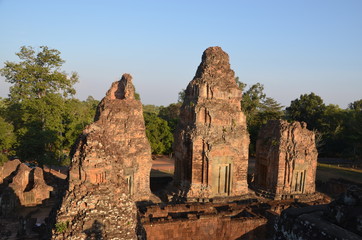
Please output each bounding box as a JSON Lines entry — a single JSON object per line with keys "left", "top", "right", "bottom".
{"left": 53, "top": 74, "right": 152, "bottom": 239}
{"left": 254, "top": 120, "right": 318, "bottom": 200}
{"left": 173, "top": 46, "right": 250, "bottom": 201}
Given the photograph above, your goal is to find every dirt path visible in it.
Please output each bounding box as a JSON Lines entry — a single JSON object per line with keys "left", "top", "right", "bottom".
{"left": 152, "top": 156, "right": 174, "bottom": 172}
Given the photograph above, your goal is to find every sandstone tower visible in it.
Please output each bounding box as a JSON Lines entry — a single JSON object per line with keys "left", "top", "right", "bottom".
{"left": 53, "top": 74, "right": 152, "bottom": 239}
{"left": 254, "top": 120, "right": 318, "bottom": 200}
{"left": 173, "top": 46, "right": 250, "bottom": 201}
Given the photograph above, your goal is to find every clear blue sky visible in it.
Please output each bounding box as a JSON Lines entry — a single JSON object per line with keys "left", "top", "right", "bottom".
{"left": 0, "top": 0, "right": 361, "bottom": 108}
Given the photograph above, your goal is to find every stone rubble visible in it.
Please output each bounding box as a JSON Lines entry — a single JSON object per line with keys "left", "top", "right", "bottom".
{"left": 275, "top": 186, "right": 362, "bottom": 239}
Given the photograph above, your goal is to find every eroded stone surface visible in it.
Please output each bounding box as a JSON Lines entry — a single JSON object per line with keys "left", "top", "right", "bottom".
{"left": 140, "top": 196, "right": 329, "bottom": 240}
{"left": 254, "top": 120, "right": 318, "bottom": 200}
{"left": 0, "top": 161, "right": 54, "bottom": 219}
{"left": 28, "top": 167, "right": 54, "bottom": 205}
{"left": 173, "top": 46, "right": 249, "bottom": 201}
{"left": 9, "top": 164, "right": 53, "bottom": 206}
{"left": 275, "top": 186, "right": 362, "bottom": 240}
{"left": 141, "top": 201, "right": 267, "bottom": 240}
{"left": 0, "top": 159, "right": 21, "bottom": 184}
{"left": 53, "top": 74, "right": 152, "bottom": 239}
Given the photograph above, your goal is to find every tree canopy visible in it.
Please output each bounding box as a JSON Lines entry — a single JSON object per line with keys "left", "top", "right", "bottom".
{"left": 0, "top": 46, "right": 81, "bottom": 165}
{"left": 144, "top": 112, "right": 173, "bottom": 154}
{"left": 236, "top": 78, "right": 284, "bottom": 155}
{"left": 285, "top": 92, "right": 326, "bottom": 130}
{"left": 1, "top": 46, "right": 78, "bottom": 101}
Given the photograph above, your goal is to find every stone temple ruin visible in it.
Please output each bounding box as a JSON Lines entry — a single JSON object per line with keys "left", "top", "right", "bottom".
{"left": 1, "top": 46, "right": 359, "bottom": 239}
{"left": 53, "top": 74, "right": 153, "bottom": 239}
{"left": 253, "top": 120, "right": 318, "bottom": 200}
{"left": 51, "top": 47, "right": 333, "bottom": 239}
{"left": 0, "top": 159, "right": 53, "bottom": 215}
{"left": 173, "top": 46, "right": 250, "bottom": 201}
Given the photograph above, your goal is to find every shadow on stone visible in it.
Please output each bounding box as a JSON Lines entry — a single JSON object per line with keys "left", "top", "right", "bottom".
{"left": 150, "top": 169, "right": 173, "bottom": 202}
{"left": 24, "top": 168, "right": 35, "bottom": 192}
{"left": 236, "top": 224, "right": 271, "bottom": 240}
{"left": 84, "top": 220, "right": 104, "bottom": 240}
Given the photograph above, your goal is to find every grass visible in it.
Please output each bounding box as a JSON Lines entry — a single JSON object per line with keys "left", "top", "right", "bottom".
{"left": 55, "top": 221, "right": 68, "bottom": 233}
{"left": 316, "top": 163, "right": 362, "bottom": 184}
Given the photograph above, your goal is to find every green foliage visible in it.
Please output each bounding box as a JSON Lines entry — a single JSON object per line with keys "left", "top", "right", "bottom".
{"left": 237, "top": 80, "right": 284, "bottom": 155}
{"left": 144, "top": 112, "right": 173, "bottom": 154}
{"left": 235, "top": 77, "right": 247, "bottom": 92}
{"left": 0, "top": 154, "right": 8, "bottom": 166}
{"left": 0, "top": 98, "right": 7, "bottom": 116}
{"left": 62, "top": 97, "right": 98, "bottom": 151}
{"left": 143, "top": 103, "right": 181, "bottom": 154}
{"left": 348, "top": 99, "right": 362, "bottom": 111}
{"left": 178, "top": 89, "right": 186, "bottom": 103}
{"left": 285, "top": 92, "right": 326, "bottom": 130}
{"left": 158, "top": 103, "right": 181, "bottom": 133}
{"left": 342, "top": 104, "right": 362, "bottom": 159}
{"left": 286, "top": 95, "right": 362, "bottom": 159}
{"left": 135, "top": 92, "right": 140, "bottom": 100}
{"left": 0, "top": 116, "right": 16, "bottom": 155}
{"left": 1, "top": 46, "right": 78, "bottom": 101}
{"left": 55, "top": 221, "right": 68, "bottom": 233}
{"left": 316, "top": 104, "right": 345, "bottom": 155}
{"left": 0, "top": 46, "right": 79, "bottom": 165}
{"left": 0, "top": 99, "right": 16, "bottom": 164}
{"left": 143, "top": 104, "right": 161, "bottom": 115}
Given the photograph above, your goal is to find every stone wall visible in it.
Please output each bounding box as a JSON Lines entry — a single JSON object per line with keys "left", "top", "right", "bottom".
{"left": 173, "top": 46, "right": 249, "bottom": 201}
{"left": 254, "top": 120, "right": 318, "bottom": 200}
{"left": 140, "top": 197, "right": 329, "bottom": 240}
{"left": 141, "top": 202, "right": 267, "bottom": 240}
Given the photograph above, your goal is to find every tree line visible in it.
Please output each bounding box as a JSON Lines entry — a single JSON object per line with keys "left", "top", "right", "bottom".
{"left": 0, "top": 46, "right": 361, "bottom": 166}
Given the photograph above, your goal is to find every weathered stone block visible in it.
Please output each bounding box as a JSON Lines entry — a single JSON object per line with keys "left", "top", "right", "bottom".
{"left": 275, "top": 187, "right": 362, "bottom": 239}
{"left": 254, "top": 120, "right": 318, "bottom": 200}
{"left": 0, "top": 159, "right": 21, "bottom": 184}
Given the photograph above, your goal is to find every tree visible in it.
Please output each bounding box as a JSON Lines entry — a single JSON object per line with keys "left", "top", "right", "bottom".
{"left": 348, "top": 99, "right": 362, "bottom": 111}
{"left": 0, "top": 46, "right": 78, "bottom": 165}
{"left": 318, "top": 104, "right": 346, "bottom": 156}
{"left": 235, "top": 77, "right": 247, "bottom": 93}
{"left": 0, "top": 116, "right": 16, "bottom": 165}
{"left": 178, "top": 89, "right": 186, "bottom": 103}
{"left": 63, "top": 97, "right": 98, "bottom": 151}
{"left": 343, "top": 100, "right": 362, "bottom": 159}
{"left": 241, "top": 83, "right": 266, "bottom": 123}
{"left": 285, "top": 92, "right": 326, "bottom": 130}
{"left": 143, "top": 104, "right": 160, "bottom": 115}
{"left": 144, "top": 112, "right": 173, "bottom": 154}
{"left": 0, "top": 97, "right": 7, "bottom": 116}
{"left": 1, "top": 46, "right": 77, "bottom": 101}
{"left": 158, "top": 103, "right": 181, "bottom": 133}
{"left": 237, "top": 79, "right": 284, "bottom": 155}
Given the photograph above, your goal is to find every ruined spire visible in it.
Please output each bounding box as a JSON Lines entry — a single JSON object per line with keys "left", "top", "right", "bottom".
{"left": 105, "top": 73, "right": 135, "bottom": 100}
{"left": 173, "top": 46, "right": 249, "bottom": 201}
{"left": 194, "top": 46, "right": 235, "bottom": 84}
{"left": 54, "top": 73, "right": 152, "bottom": 239}
{"left": 95, "top": 73, "right": 136, "bottom": 121}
